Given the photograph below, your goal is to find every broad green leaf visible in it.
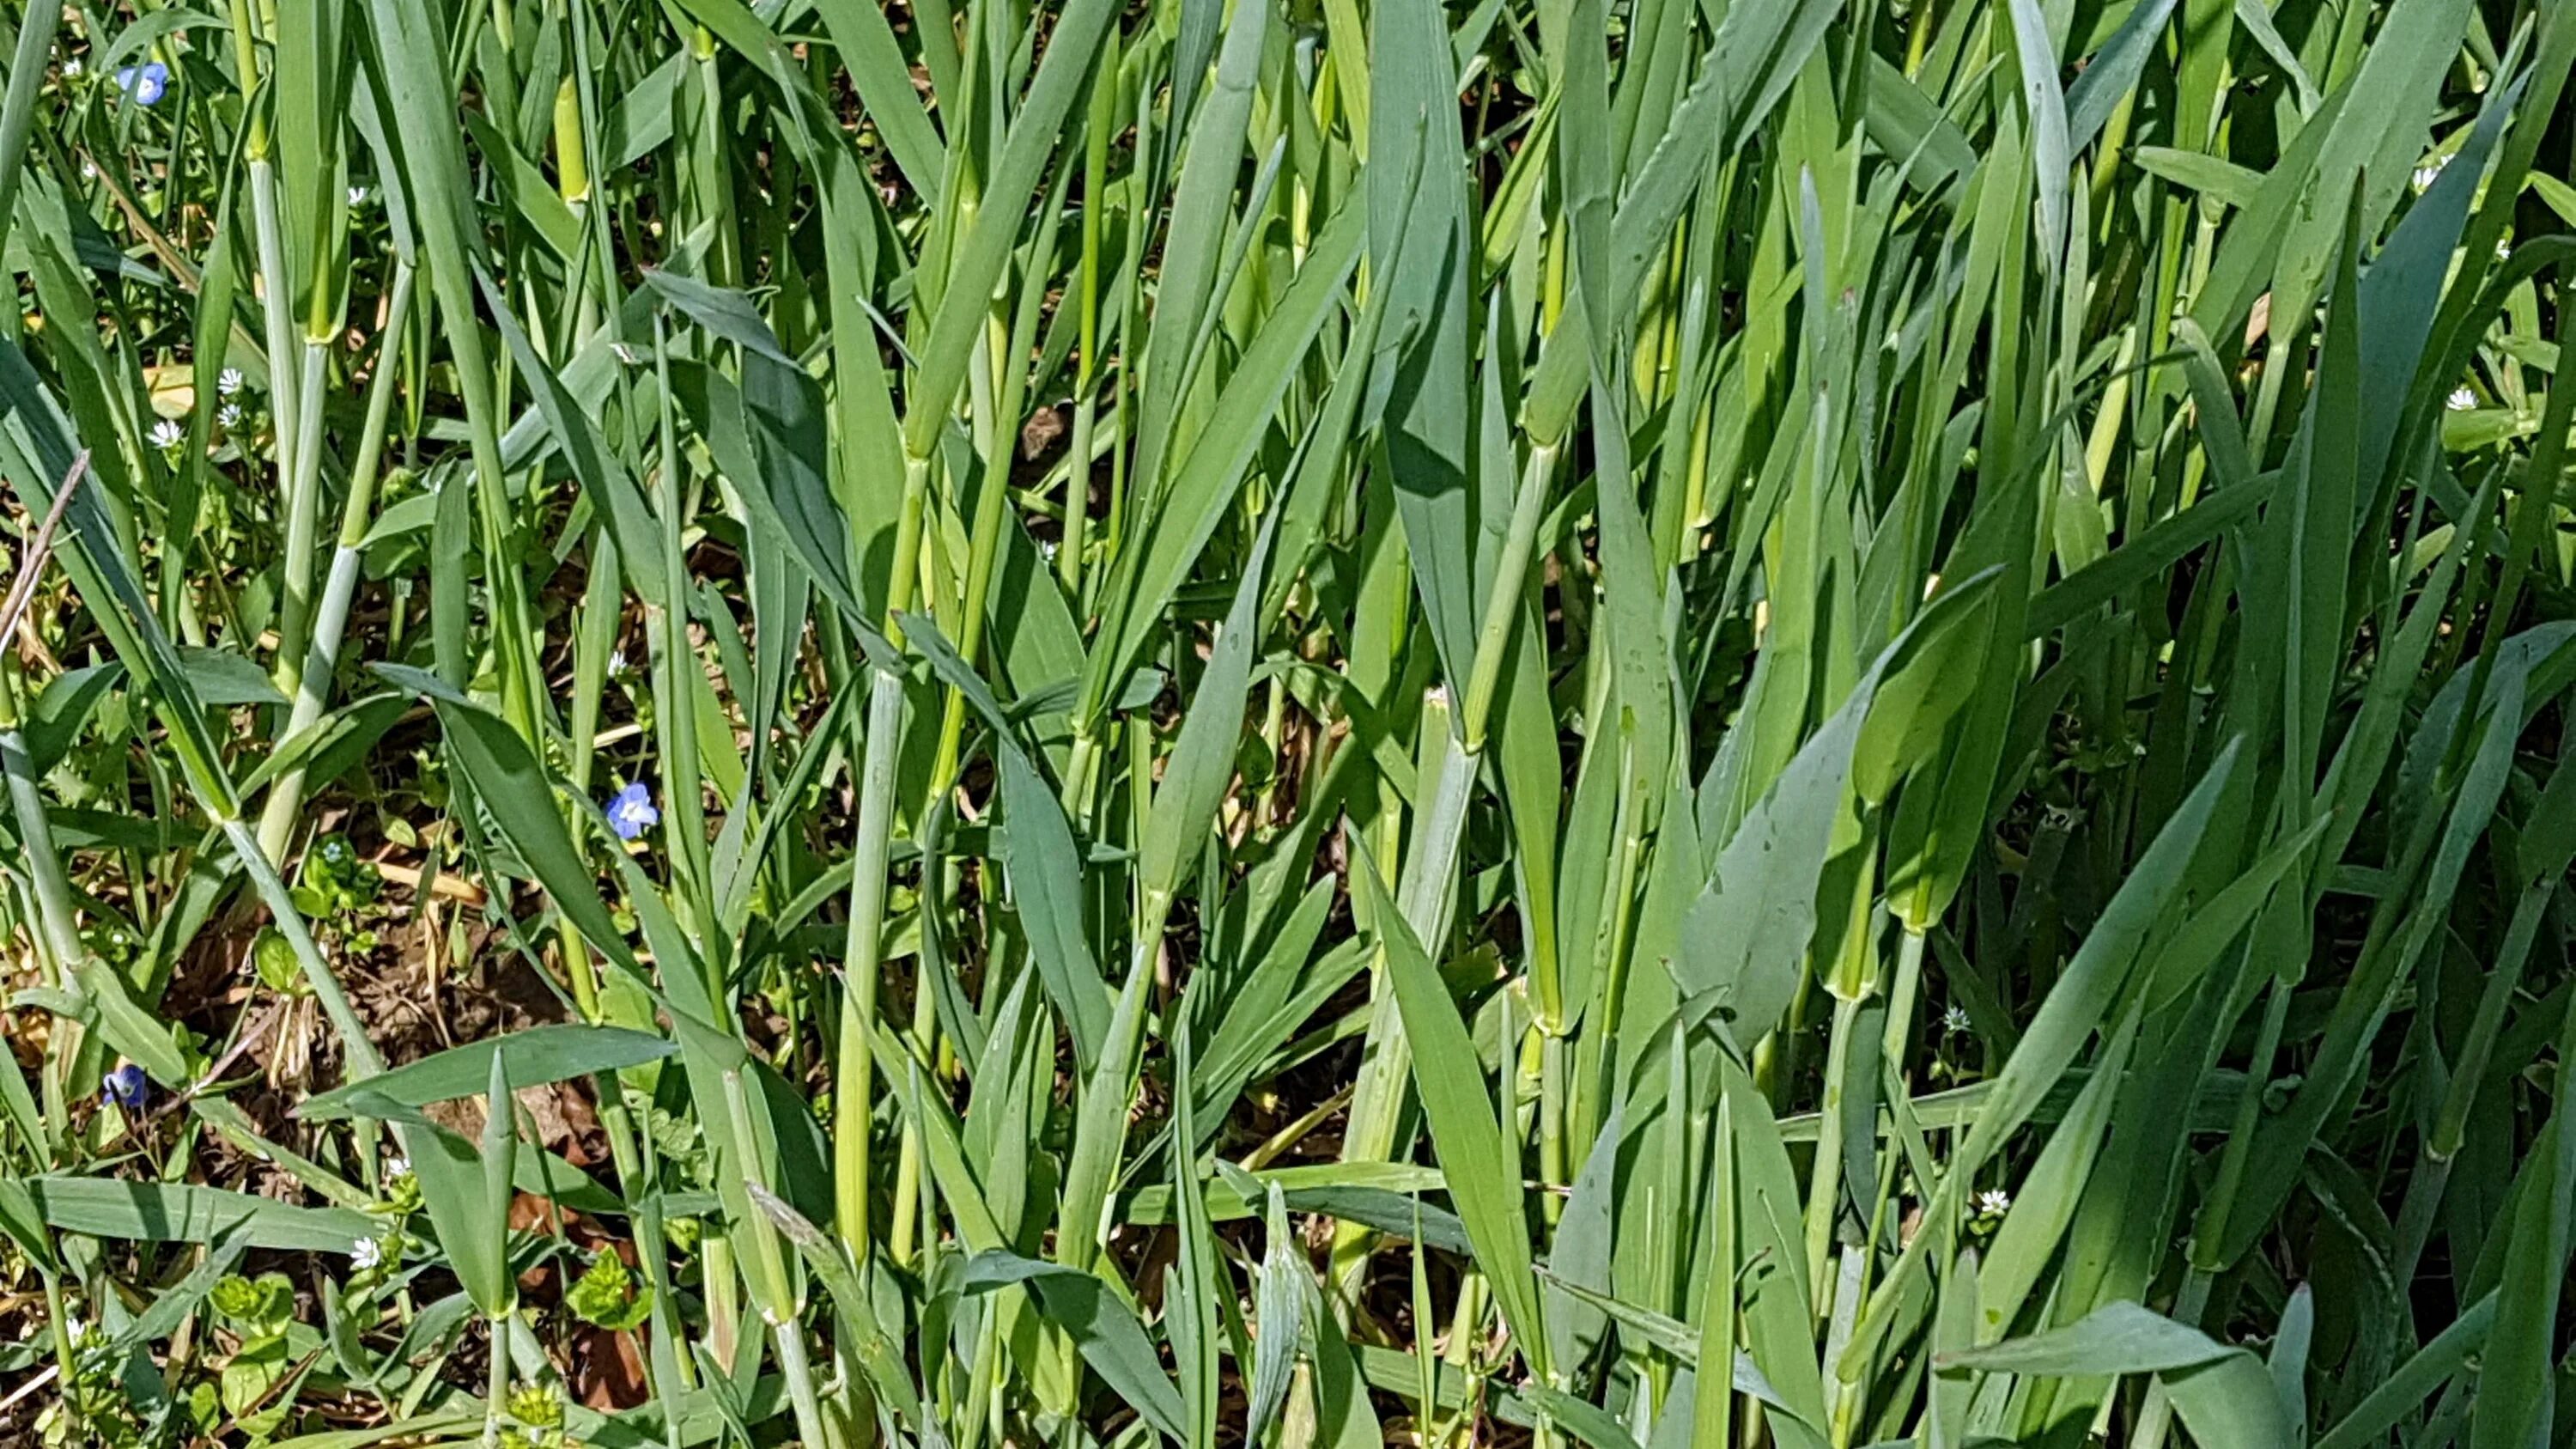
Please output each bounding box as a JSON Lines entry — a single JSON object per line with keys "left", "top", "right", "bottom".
{"left": 1358, "top": 852, "right": 1548, "bottom": 1380}
{"left": 961, "top": 1252, "right": 1188, "bottom": 1442}
{"left": 25, "top": 1178, "right": 374, "bottom": 1254}
{"left": 297, "top": 1026, "right": 675, "bottom": 1122}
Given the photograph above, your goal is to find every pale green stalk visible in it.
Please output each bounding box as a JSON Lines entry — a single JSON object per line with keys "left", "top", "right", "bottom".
{"left": 1804, "top": 992, "right": 1865, "bottom": 1320}
{"left": 720, "top": 1068, "right": 829, "bottom": 1449}
{"left": 835, "top": 450, "right": 933, "bottom": 1263}
{"left": 1060, "top": 29, "right": 1116, "bottom": 597}
{"left": 1328, "top": 689, "right": 1469, "bottom": 1296}
{"left": 267, "top": 338, "right": 332, "bottom": 713}
{"left": 482, "top": 1315, "right": 509, "bottom": 1449}
{"left": 257, "top": 262, "right": 416, "bottom": 861}
{"left": 0, "top": 0, "right": 65, "bottom": 267}
{"left": 0, "top": 723, "right": 78, "bottom": 972}
{"left": 646, "top": 321, "right": 713, "bottom": 919}
{"left": 225, "top": 0, "right": 301, "bottom": 518}
{"left": 1, "top": 705, "right": 82, "bottom": 1128}
{"left": 1331, "top": 439, "right": 1555, "bottom": 1290}
{"left": 897, "top": 193, "right": 1057, "bottom": 1258}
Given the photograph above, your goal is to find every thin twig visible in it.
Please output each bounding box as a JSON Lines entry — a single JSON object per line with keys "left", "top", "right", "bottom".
{"left": 106, "top": 997, "right": 286, "bottom": 1149}
{"left": 371, "top": 855, "right": 490, "bottom": 906}
{"left": 0, "top": 1362, "right": 58, "bottom": 1415}
{"left": 0, "top": 451, "right": 91, "bottom": 650}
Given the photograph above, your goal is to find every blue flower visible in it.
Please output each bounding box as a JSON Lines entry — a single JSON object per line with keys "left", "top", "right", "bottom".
{"left": 115, "top": 61, "right": 167, "bottom": 106}
{"left": 102, "top": 1062, "right": 146, "bottom": 1111}
{"left": 607, "top": 782, "right": 659, "bottom": 841}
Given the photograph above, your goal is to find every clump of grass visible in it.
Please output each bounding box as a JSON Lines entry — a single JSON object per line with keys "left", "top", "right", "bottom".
{"left": 0, "top": 0, "right": 2569, "bottom": 1446}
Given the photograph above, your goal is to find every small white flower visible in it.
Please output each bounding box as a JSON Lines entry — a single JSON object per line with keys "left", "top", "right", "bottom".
{"left": 1975, "top": 1189, "right": 2012, "bottom": 1220}
{"left": 2448, "top": 387, "right": 2477, "bottom": 411}
{"left": 149, "top": 418, "right": 184, "bottom": 450}
{"left": 605, "top": 648, "right": 628, "bottom": 678}
{"left": 217, "top": 367, "right": 244, "bottom": 397}
{"left": 1941, "top": 1004, "right": 1971, "bottom": 1035}
{"left": 79, "top": 159, "right": 94, "bottom": 180}
{"left": 347, "top": 185, "right": 369, "bottom": 208}
{"left": 385, "top": 1154, "right": 410, "bottom": 1178}
{"left": 217, "top": 402, "right": 242, "bottom": 428}
{"left": 2412, "top": 155, "right": 2450, "bottom": 192}
{"left": 63, "top": 57, "right": 81, "bottom": 77}
{"left": 2497, "top": 237, "right": 2513, "bottom": 262}
{"left": 350, "top": 1236, "right": 382, "bottom": 1269}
